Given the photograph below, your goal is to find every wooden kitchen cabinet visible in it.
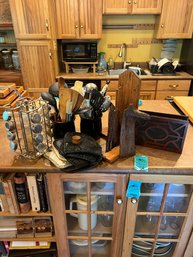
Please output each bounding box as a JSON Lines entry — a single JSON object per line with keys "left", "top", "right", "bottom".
{"left": 47, "top": 173, "right": 127, "bottom": 257}
{"left": 17, "top": 40, "right": 56, "bottom": 97}
{"left": 9, "top": 0, "right": 56, "bottom": 39}
{"left": 101, "top": 79, "right": 156, "bottom": 101}
{"left": 103, "top": 0, "right": 163, "bottom": 14}
{"left": 156, "top": 0, "right": 193, "bottom": 39}
{"left": 122, "top": 174, "right": 193, "bottom": 257}
{"left": 155, "top": 80, "right": 191, "bottom": 100}
{"left": 55, "top": 0, "right": 102, "bottom": 39}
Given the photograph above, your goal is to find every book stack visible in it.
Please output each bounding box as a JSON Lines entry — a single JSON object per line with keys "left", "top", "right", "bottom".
{"left": 0, "top": 173, "right": 50, "bottom": 215}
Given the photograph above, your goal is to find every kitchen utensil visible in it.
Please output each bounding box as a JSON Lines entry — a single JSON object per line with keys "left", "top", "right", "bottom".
{"left": 100, "top": 80, "right": 110, "bottom": 96}
{"left": 41, "top": 92, "right": 57, "bottom": 113}
{"left": 72, "top": 80, "right": 84, "bottom": 96}
{"left": 90, "top": 89, "right": 105, "bottom": 111}
{"left": 49, "top": 82, "right": 59, "bottom": 97}
{"left": 100, "top": 95, "right": 111, "bottom": 112}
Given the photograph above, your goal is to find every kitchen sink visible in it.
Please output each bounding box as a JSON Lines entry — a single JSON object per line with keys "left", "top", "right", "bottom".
{"left": 108, "top": 68, "right": 148, "bottom": 76}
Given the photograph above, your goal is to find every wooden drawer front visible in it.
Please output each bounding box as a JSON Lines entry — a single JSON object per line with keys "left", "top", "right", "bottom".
{"left": 157, "top": 80, "right": 191, "bottom": 91}
{"left": 156, "top": 91, "right": 189, "bottom": 100}
{"left": 101, "top": 80, "right": 118, "bottom": 92}
{"left": 141, "top": 80, "right": 157, "bottom": 91}
{"left": 140, "top": 91, "right": 155, "bottom": 100}
{"left": 107, "top": 91, "right": 116, "bottom": 100}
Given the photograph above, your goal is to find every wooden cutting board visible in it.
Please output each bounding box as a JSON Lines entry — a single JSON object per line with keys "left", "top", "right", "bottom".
{"left": 173, "top": 96, "right": 193, "bottom": 123}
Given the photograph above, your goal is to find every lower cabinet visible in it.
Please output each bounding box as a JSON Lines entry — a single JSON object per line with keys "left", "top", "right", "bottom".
{"left": 47, "top": 173, "right": 193, "bottom": 257}
{"left": 155, "top": 80, "right": 191, "bottom": 100}
{"left": 122, "top": 174, "right": 193, "bottom": 257}
{"left": 47, "top": 173, "right": 128, "bottom": 257}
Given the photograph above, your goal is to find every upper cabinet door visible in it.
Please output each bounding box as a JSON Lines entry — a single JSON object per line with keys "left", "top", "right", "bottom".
{"left": 103, "top": 0, "right": 131, "bottom": 14}
{"left": 56, "top": 0, "right": 79, "bottom": 39}
{"left": 9, "top": 0, "right": 54, "bottom": 39}
{"left": 132, "top": 0, "right": 163, "bottom": 14}
{"left": 56, "top": 0, "right": 102, "bottom": 39}
{"left": 156, "top": 0, "right": 193, "bottom": 39}
{"left": 79, "top": 0, "right": 102, "bottom": 39}
{"left": 103, "top": 0, "right": 162, "bottom": 14}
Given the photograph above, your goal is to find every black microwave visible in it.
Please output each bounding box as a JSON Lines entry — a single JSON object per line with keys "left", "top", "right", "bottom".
{"left": 61, "top": 40, "right": 97, "bottom": 62}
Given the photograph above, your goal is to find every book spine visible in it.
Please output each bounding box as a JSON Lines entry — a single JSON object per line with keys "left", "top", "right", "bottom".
{"left": 2, "top": 181, "right": 16, "bottom": 214}
{"left": 26, "top": 175, "right": 41, "bottom": 212}
{"left": 0, "top": 241, "right": 8, "bottom": 256}
{"left": 7, "top": 179, "right": 20, "bottom": 215}
{"left": 36, "top": 173, "right": 48, "bottom": 212}
{"left": 14, "top": 174, "right": 31, "bottom": 213}
{"left": 0, "top": 182, "right": 9, "bottom": 212}
{"left": 43, "top": 174, "right": 51, "bottom": 212}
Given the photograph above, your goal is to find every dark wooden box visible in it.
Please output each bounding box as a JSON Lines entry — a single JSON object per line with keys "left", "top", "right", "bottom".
{"left": 135, "top": 111, "right": 189, "bottom": 153}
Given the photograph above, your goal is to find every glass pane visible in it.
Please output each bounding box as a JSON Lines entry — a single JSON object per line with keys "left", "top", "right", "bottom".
{"left": 141, "top": 183, "right": 165, "bottom": 194}
{"left": 158, "top": 216, "right": 185, "bottom": 239}
{"left": 91, "top": 214, "right": 113, "bottom": 237}
{"left": 92, "top": 240, "right": 111, "bottom": 257}
{"left": 91, "top": 182, "right": 114, "bottom": 195}
{"left": 138, "top": 196, "right": 162, "bottom": 212}
{"left": 98, "top": 195, "right": 114, "bottom": 211}
{"left": 134, "top": 215, "right": 159, "bottom": 237}
{"left": 69, "top": 239, "right": 89, "bottom": 257}
{"left": 66, "top": 213, "right": 88, "bottom": 236}
{"left": 64, "top": 181, "right": 87, "bottom": 194}
{"left": 166, "top": 184, "right": 193, "bottom": 213}
{"left": 131, "top": 241, "right": 175, "bottom": 257}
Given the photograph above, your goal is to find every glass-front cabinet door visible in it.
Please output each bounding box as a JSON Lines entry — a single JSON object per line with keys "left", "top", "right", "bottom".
{"left": 47, "top": 173, "right": 127, "bottom": 257}
{"left": 122, "top": 174, "right": 193, "bottom": 257}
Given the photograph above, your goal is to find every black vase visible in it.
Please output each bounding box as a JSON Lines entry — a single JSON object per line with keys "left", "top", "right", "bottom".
{"left": 80, "top": 118, "right": 102, "bottom": 140}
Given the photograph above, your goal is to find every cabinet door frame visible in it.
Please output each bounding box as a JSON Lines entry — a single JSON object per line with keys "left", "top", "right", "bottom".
{"left": 122, "top": 174, "right": 193, "bottom": 257}
{"left": 9, "top": 0, "right": 55, "bottom": 39}
{"left": 47, "top": 173, "right": 128, "bottom": 257}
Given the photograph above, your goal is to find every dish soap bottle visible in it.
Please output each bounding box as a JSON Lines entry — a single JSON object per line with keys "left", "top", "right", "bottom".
{"left": 97, "top": 52, "right": 107, "bottom": 73}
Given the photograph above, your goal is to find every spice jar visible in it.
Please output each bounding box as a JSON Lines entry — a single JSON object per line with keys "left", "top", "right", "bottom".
{"left": 1, "top": 49, "right": 12, "bottom": 69}
{"left": 12, "top": 50, "right": 20, "bottom": 70}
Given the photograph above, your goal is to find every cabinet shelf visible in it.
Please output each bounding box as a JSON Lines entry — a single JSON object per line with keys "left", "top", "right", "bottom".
{"left": 0, "top": 42, "right": 16, "bottom": 47}
{"left": 0, "top": 237, "right": 56, "bottom": 242}
{"left": 0, "top": 211, "right": 52, "bottom": 217}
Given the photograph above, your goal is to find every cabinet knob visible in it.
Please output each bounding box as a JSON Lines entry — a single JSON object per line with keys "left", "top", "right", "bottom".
{"left": 116, "top": 199, "right": 123, "bottom": 205}
{"left": 45, "top": 19, "right": 49, "bottom": 31}
{"left": 80, "top": 25, "right": 84, "bottom": 28}
{"left": 131, "top": 198, "right": 138, "bottom": 204}
{"left": 128, "top": 1, "right": 132, "bottom": 4}
{"left": 161, "top": 24, "right": 164, "bottom": 28}
{"left": 169, "top": 84, "right": 179, "bottom": 88}
{"left": 75, "top": 25, "right": 78, "bottom": 28}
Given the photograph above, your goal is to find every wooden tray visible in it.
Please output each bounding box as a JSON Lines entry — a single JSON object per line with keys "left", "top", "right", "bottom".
{"left": 173, "top": 96, "right": 193, "bottom": 123}
{"left": 0, "top": 86, "right": 23, "bottom": 105}
{"left": 0, "top": 82, "right": 16, "bottom": 98}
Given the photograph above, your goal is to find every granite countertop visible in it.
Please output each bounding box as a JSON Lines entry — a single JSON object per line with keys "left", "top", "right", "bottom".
{"left": 1, "top": 100, "right": 193, "bottom": 174}
{"left": 57, "top": 71, "right": 193, "bottom": 80}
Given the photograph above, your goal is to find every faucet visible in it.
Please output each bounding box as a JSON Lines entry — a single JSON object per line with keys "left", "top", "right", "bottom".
{"left": 118, "top": 43, "right": 131, "bottom": 69}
